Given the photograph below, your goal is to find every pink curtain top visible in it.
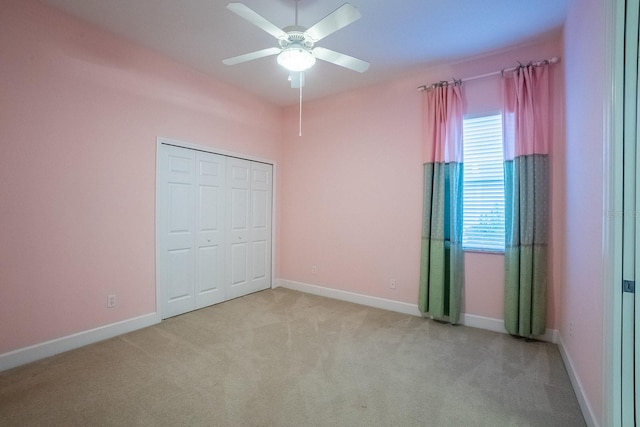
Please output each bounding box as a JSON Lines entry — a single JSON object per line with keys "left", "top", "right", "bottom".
{"left": 422, "top": 82, "right": 464, "bottom": 164}
{"left": 502, "top": 63, "right": 551, "bottom": 160}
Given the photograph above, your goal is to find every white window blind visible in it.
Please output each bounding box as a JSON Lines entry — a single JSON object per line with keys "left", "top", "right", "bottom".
{"left": 462, "top": 113, "right": 505, "bottom": 252}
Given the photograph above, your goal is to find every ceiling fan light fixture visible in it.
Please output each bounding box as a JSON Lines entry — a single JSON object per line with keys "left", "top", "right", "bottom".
{"left": 277, "top": 46, "right": 316, "bottom": 71}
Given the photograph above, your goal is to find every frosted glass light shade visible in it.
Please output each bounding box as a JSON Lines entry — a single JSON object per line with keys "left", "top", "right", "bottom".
{"left": 277, "top": 47, "right": 316, "bottom": 72}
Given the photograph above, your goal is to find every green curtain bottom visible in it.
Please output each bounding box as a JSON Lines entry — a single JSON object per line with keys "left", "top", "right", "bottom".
{"left": 419, "top": 238, "right": 463, "bottom": 324}
{"left": 504, "top": 244, "right": 547, "bottom": 337}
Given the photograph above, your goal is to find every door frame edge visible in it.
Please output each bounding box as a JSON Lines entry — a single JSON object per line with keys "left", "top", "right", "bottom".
{"left": 602, "top": 0, "right": 626, "bottom": 425}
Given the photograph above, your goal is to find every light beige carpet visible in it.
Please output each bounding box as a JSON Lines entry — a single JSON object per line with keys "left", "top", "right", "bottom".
{"left": 0, "top": 287, "right": 585, "bottom": 426}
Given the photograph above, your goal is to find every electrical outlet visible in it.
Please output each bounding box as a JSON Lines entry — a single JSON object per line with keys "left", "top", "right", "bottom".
{"left": 107, "top": 294, "right": 117, "bottom": 308}
{"left": 311, "top": 265, "right": 318, "bottom": 275}
{"left": 390, "top": 279, "right": 397, "bottom": 289}
{"left": 569, "top": 321, "right": 574, "bottom": 337}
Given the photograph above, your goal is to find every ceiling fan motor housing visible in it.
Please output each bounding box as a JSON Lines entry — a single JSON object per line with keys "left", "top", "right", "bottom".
{"left": 279, "top": 27, "right": 315, "bottom": 49}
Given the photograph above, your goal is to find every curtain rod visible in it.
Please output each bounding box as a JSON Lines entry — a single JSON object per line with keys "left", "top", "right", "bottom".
{"left": 417, "top": 56, "right": 560, "bottom": 91}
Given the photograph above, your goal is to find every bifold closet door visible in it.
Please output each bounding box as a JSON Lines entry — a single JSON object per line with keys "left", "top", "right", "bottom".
{"left": 159, "top": 144, "right": 273, "bottom": 318}
{"left": 226, "top": 158, "right": 273, "bottom": 299}
{"left": 159, "top": 145, "right": 226, "bottom": 318}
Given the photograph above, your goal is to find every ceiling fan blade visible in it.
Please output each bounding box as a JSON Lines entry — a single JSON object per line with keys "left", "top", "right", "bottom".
{"left": 226, "top": 3, "right": 288, "bottom": 40}
{"left": 313, "top": 47, "right": 370, "bottom": 73}
{"left": 222, "top": 47, "right": 281, "bottom": 65}
{"left": 305, "top": 3, "right": 361, "bottom": 42}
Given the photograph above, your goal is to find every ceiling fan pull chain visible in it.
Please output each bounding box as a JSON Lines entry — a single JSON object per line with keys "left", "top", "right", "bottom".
{"left": 299, "top": 81, "right": 303, "bottom": 137}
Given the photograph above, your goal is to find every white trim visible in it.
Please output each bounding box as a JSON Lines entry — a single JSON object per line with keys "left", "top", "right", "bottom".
{"left": 461, "top": 313, "right": 505, "bottom": 333}
{"left": 0, "top": 313, "right": 159, "bottom": 372}
{"left": 270, "top": 162, "right": 278, "bottom": 293}
{"left": 275, "top": 279, "right": 558, "bottom": 343}
{"left": 155, "top": 141, "right": 164, "bottom": 322}
{"left": 558, "top": 334, "right": 600, "bottom": 427}
{"left": 157, "top": 137, "right": 275, "bottom": 166}
{"left": 275, "top": 279, "right": 422, "bottom": 317}
{"left": 461, "top": 313, "right": 558, "bottom": 343}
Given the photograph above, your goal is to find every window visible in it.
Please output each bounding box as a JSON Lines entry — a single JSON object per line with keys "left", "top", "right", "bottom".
{"left": 462, "top": 113, "right": 505, "bottom": 252}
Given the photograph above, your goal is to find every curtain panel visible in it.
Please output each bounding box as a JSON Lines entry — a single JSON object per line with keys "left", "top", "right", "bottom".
{"left": 502, "top": 63, "right": 551, "bottom": 337}
{"left": 419, "top": 82, "right": 464, "bottom": 323}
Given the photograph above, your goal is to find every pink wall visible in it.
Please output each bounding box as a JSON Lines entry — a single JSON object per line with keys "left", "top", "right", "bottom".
{"left": 0, "top": 0, "right": 281, "bottom": 354}
{"left": 279, "top": 37, "right": 565, "bottom": 327}
{"left": 562, "top": 0, "right": 608, "bottom": 422}
{"left": 279, "top": 83, "right": 423, "bottom": 304}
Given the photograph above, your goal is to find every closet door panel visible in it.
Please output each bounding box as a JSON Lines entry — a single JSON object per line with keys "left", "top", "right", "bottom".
{"left": 195, "top": 152, "right": 226, "bottom": 308}
{"left": 226, "top": 158, "right": 251, "bottom": 299}
{"left": 160, "top": 145, "right": 196, "bottom": 318}
{"left": 230, "top": 243, "right": 248, "bottom": 284}
{"left": 168, "top": 249, "right": 193, "bottom": 301}
{"left": 249, "top": 162, "right": 272, "bottom": 292}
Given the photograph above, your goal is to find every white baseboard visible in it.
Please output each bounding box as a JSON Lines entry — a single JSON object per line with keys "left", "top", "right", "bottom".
{"left": 462, "top": 313, "right": 559, "bottom": 343}
{"left": 275, "top": 279, "right": 422, "bottom": 317}
{"left": 275, "top": 279, "right": 558, "bottom": 343}
{"left": 462, "top": 313, "right": 506, "bottom": 333}
{"left": 0, "top": 313, "right": 160, "bottom": 372}
{"left": 557, "top": 334, "right": 599, "bottom": 427}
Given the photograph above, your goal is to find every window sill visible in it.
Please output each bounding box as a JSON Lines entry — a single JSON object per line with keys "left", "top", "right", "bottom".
{"left": 463, "top": 249, "right": 505, "bottom": 255}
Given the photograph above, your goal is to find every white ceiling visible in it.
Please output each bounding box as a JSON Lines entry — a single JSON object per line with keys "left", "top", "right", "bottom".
{"left": 40, "top": 0, "right": 569, "bottom": 106}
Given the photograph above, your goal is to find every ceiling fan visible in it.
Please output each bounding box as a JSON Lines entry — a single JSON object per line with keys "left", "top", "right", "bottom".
{"left": 222, "top": 1, "right": 370, "bottom": 88}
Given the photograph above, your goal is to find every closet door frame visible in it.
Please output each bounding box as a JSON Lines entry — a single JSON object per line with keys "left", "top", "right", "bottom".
{"left": 606, "top": 0, "right": 637, "bottom": 425}
{"left": 155, "top": 137, "right": 277, "bottom": 320}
